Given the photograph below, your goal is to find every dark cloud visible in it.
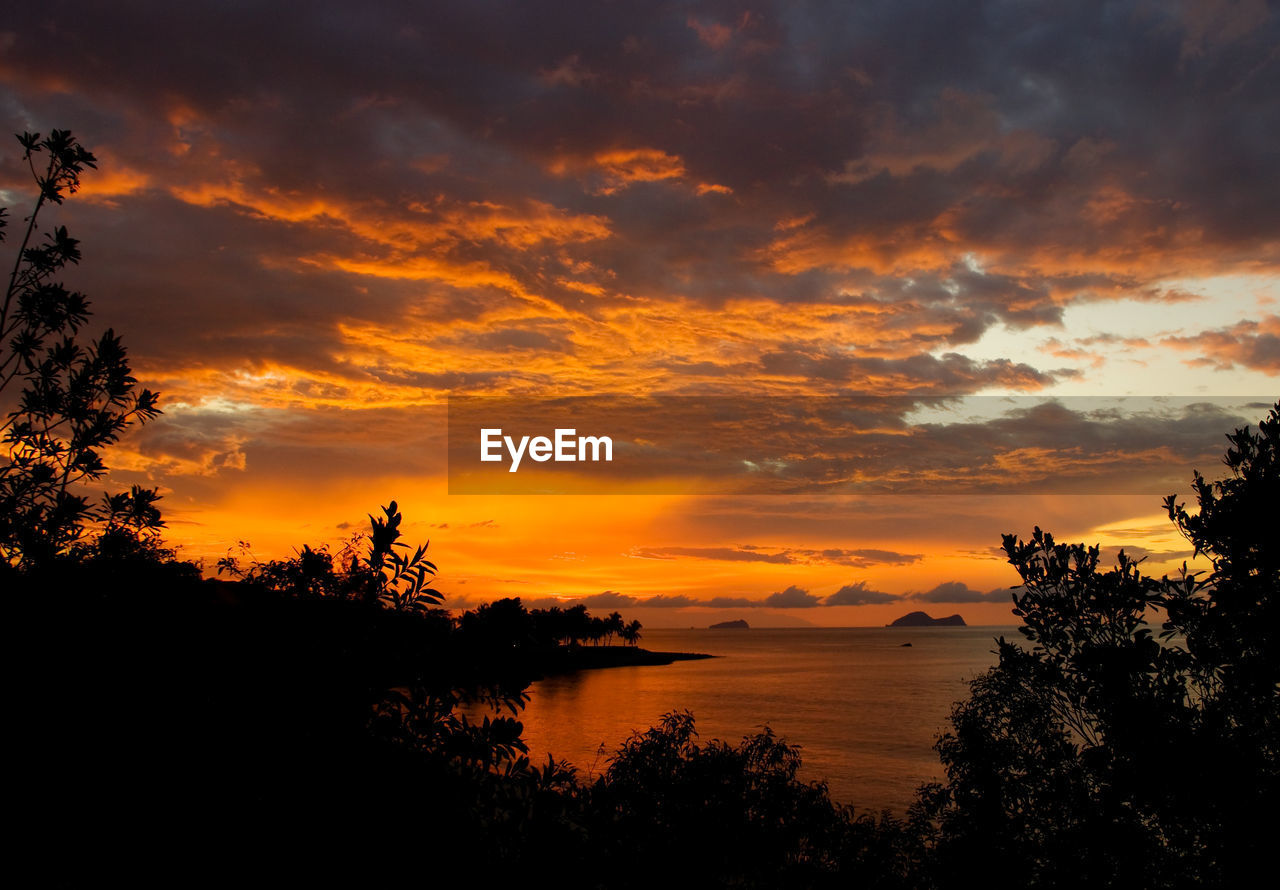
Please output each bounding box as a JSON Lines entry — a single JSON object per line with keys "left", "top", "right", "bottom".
{"left": 821, "top": 549, "right": 923, "bottom": 566}
{"left": 453, "top": 581, "right": 990, "bottom": 611}
{"left": 763, "top": 585, "right": 822, "bottom": 608}
{"left": 630, "top": 544, "right": 922, "bottom": 567}
{"left": 3, "top": 0, "right": 1274, "bottom": 396}
{"left": 912, "top": 581, "right": 1010, "bottom": 604}
{"left": 638, "top": 594, "right": 701, "bottom": 608}
{"left": 473, "top": 326, "right": 577, "bottom": 353}
{"left": 756, "top": 350, "right": 1059, "bottom": 390}
{"left": 631, "top": 546, "right": 795, "bottom": 564}
{"left": 824, "top": 581, "right": 900, "bottom": 606}
{"left": 580, "top": 590, "right": 637, "bottom": 608}
{"left": 706, "top": 596, "right": 760, "bottom": 609}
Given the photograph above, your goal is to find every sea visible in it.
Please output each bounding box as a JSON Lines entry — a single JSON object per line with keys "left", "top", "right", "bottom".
{"left": 500, "top": 626, "right": 1007, "bottom": 814}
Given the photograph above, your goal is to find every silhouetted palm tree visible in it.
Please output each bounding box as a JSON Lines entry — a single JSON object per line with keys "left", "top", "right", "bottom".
{"left": 621, "top": 619, "right": 642, "bottom": 647}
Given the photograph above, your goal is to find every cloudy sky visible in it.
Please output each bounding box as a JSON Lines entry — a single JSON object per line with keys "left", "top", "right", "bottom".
{"left": 2, "top": 1, "right": 1276, "bottom": 624}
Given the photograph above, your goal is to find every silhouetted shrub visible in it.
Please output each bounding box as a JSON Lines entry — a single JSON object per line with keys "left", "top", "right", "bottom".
{"left": 575, "top": 711, "right": 916, "bottom": 889}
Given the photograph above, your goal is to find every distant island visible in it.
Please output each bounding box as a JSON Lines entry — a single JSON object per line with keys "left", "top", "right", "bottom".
{"left": 710, "top": 619, "right": 750, "bottom": 629}
{"left": 888, "top": 611, "right": 966, "bottom": 627}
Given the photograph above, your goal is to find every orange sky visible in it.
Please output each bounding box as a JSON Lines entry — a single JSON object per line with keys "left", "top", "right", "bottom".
{"left": 2, "top": 2, "right": 1277, "bottom": 625}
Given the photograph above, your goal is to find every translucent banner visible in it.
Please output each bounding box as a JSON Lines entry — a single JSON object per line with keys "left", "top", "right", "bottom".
{"left": 446, "top": 395, "right": 1274, "bottom": 495}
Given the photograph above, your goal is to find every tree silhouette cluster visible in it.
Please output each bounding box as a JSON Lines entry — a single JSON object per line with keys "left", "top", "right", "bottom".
{"left": 217, "top": 500, "right": 442, "bottom": 612}
{"left": 459, "top": 598, "right": 643, "bottom": 648}
{"left": 916, "top": 402, "right": 1279, "bottom": 888}
{"left": 220, "top": 532, "right": 648, "bottom": 654}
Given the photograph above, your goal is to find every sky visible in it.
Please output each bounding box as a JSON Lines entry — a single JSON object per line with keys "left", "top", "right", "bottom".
{"left": 2, "top": 0, "right": 1277, "bottom": 626}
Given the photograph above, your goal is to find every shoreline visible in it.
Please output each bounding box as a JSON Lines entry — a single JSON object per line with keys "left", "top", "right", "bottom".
{"left": 534, "top": 646, "right": 714, "bottom": 676}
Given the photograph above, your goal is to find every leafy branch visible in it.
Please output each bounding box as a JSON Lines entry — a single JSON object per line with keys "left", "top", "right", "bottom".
{"left": 1, "top": 130, "right": 163, "bottom": 569}
{"left": 364, "top": 499, "right": 442, "bottom": 611}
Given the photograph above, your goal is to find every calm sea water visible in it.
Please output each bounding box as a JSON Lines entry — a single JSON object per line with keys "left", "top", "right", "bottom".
{"left": 503, "top": 626, "right": 1005, "bottom": 814}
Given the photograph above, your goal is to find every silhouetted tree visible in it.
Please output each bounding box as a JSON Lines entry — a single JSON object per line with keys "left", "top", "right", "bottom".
{"left": 605, "top": 610, "right": 624, "bottom": 644}
{"left": 217, "top": 540, "right": 367, "bottom": 600}
{"left": 1163, "top": 405, "right": 1279, "bottom": 750}
{"left": 919, "top": 401, "right": 1280, "bottom": 889}
{"left": 564, "top": 603, "right": 590, "bottom": 646}
{"left": 0, "top": 130, "right": 161, "bottom": 570}
{"left": 621, "top": 618, "right": 643, "bottom": 646}
{"left": 460, "top": 596, "right": 536, "bottom": 648}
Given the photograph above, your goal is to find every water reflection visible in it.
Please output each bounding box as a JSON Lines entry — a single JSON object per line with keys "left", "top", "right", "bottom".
{"left": 467, "top": 626, "right": 1002, "bottom": 812}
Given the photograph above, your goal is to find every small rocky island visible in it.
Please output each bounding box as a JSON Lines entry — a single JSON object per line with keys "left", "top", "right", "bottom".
{"left": 710, "top": 619, "right": 750, "bottom": 629}
{"left": 888, "top": 611, "right": 966, "bottom": 627}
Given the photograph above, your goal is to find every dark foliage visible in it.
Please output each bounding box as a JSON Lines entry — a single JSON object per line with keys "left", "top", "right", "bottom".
{"left": 217, "top": 500, "right": 442, "bottom": 611}
{"left": 918, "top": 401, "right": 1280, "bottom": 889}
{"left": 579, "top": 711, "right": 921, "bottom": 889}
{"left": 1, "top": 130, "right": 162, "bottom": 569}
{"left": 14, "top": 503, "right": 539, "bottom": 884}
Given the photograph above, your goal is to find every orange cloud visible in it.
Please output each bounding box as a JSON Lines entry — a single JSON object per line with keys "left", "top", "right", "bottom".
{"left": 687, "top": 16, "right": 733, "bottom": 50}
{"left": 74, "top": 163, "right": 151, "bottom": 203}
{"left": 696, "top": 182, "right": 733, "bottom": 196}
{"left": 552, "top": 147, "right": 688, "bottom": 195}
{"left": 1164, "top": 314, "right": 1280, "bottom": 371}
{"left": 761, "top": 221, "right": 957, "bottom": 276}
